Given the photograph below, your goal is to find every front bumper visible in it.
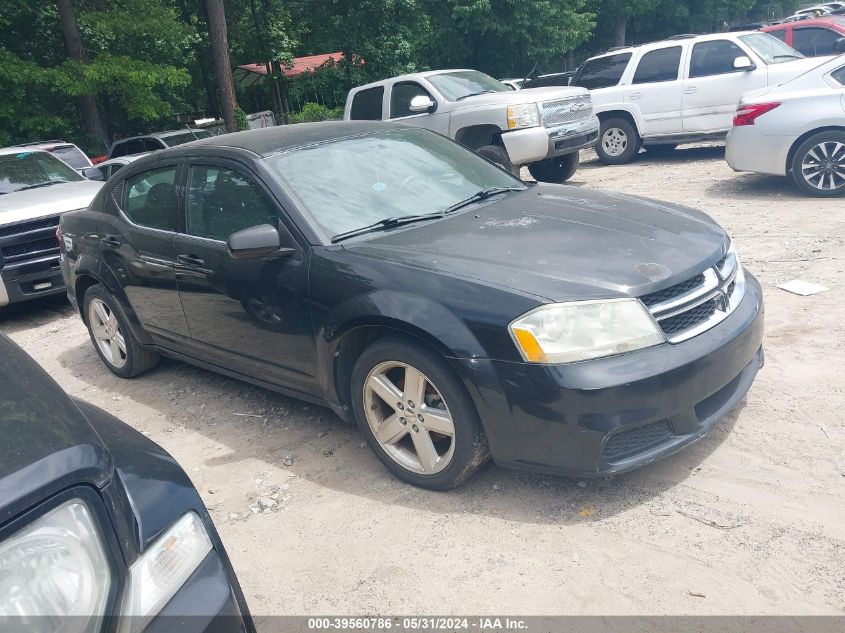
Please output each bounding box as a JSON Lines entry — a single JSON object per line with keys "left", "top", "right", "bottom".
{"left": 725, "top": 127, "right": 791, "bottom": 176}
{"left": 501, "top": 115, "right": 600, "bottom": 165}
{"left": 458, "top": 271, "right": 764, "bottom": 476}
{"left": 0, "top": 253, "right": 66, "bottom": 307}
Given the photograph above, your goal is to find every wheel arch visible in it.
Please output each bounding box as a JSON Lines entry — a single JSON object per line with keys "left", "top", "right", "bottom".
{"left": 785, "top": 125, "right": 845, "bottom": 174}
{"left": 596, "top": 108, "right": 643, "bottom": 137}
{"left": 454, "top": 124, "right": 504, "bottom": 151}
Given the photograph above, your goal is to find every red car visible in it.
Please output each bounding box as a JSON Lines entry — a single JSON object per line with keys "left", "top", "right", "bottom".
{"left": 762, "top": 16, "right": 845, "bottom": 57}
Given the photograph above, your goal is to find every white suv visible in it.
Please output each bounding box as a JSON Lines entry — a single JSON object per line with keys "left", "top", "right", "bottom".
{"left": 573, "top": 32, "right": 832, "bottom": 164}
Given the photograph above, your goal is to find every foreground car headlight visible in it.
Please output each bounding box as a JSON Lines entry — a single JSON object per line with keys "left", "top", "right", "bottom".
{"left": 507, "top": 103, "right": 540, "bottom": 129}
{"left": 119, "top": 512, "right": 212, "bottom": 633}
{"left": 509, "top": 299, "right": 665, "bottom": 363}
{"left": 0, "top": 500, "right": 112, "bottom": 632}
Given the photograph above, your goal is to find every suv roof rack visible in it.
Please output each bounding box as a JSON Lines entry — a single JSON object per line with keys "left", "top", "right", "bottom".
{"left": 666, "top": 34, "right": 700, "bottom": 40}
{"left": 14, "top": 140, "right": 66, "bottom": 146}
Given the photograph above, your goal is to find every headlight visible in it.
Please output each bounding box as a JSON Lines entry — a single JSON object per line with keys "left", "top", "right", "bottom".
{"left": 118, "top": 512, "right": 212, "bottom": 633}
{"left": 507, "top": 103, "right": 540, "bottom": 129}
{"left": 509, "top": 299, "right": 665, "bottom": 363}
{"left": 0, "top": 500, "right": 112, "bottom": 632}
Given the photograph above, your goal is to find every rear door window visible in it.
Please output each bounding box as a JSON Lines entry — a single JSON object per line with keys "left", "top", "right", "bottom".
{"left": 349, "top": 86, "right": 385, "bottom": 120}
{"left": 123, "top": 166, "right": 179, "bottom": 231}
{"left": 792, "top": 27, "right": 842, "bottom": 56}
{"left": 689, "top": 40, "right": 747, "bottom": 78}
{"left": 110, "top": 142, "right": 128, "bottom": 158}
{"left": 571, "top": 53, "right": 632, "bottom": 90}
{"left": 632, "top": 46, "right": 683, "bottom": 84}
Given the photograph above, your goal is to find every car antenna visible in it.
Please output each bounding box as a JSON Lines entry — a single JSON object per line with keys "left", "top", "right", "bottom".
{"left": 184, "top": 123, "right": 199, "bottom": 140}
{"left": 522, "top": 61, "right": 538, "bottom": 85}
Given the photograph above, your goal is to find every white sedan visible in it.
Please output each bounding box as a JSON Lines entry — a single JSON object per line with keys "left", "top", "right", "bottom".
{"left": 726, "top": 53, "right": 845, "bottom": 196}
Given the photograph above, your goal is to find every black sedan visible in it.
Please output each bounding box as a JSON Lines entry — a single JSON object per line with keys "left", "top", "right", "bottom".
{"left": 0, "top": 334, "right": 252, "bottom": 630}
{"left": 59, "top": 122, "right": 764, "bottom": 489}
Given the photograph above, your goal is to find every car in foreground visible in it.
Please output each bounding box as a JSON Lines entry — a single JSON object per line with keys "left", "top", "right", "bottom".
{"left": 726, "top": 54, "right": 845, "bottom": 196}
{"left": 0, "top": 334, "right": 252, "bottom": 630}
{"left": 60, "top": 122, "right": 764, "bottom": 489}
{"left": 108, "top": 128, "right": 213, "bottom": 160}
{"left": 0, "top": 147, "right": 102, "bottom": 308}
{"left": 11, "top": 139, "right": 93, "bottom": 171}
{"left": 344, "top": 69, "right": 599, "bottom": 183}
{"left": 573, "top": 32, "right": 831, "bottom": 164}
{"left": 763, "top": 16, "right": 845, "bottom": 57}
{"left": 81, "top": 153, "right": 149, "bottom": 181}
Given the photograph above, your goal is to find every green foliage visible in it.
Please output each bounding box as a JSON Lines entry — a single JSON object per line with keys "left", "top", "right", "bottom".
{"left": 235, "top": 106, "right": 249, "bottom": 130}
{"left": 289, "top": 102, "right": 343, "bottom": 124}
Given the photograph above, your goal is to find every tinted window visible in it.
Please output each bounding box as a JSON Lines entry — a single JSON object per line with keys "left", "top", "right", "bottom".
{"left": 689, "top": 40, "right": 747, "bottom": 78}
{"left": 391, "top": 82, "right": 434, "bottom": 118}
{"left": 50, "top": 145, "right": 90, "bottom": 169}
{"left": 632, "top": 46, "right": 682, "bottom": 84}
{"left": 162, "top": 130, "right": 211, "bottom": 147}
{"left": 524, "top": 74, "right": 572, "bottom": 88}
{"left": 0, "top": 151, "right": 83, "bottom": 194}
{"left": 186, "top": 166, "right": 278, "bottom": 241}
{"left": 766, "top": 28, "right": 788, "bottom": 42}
{"left": 143, "top": 138, "right": 166, "bottom": 152}
{"left": 832, "top": 65, "right": 845, "bottom": 85}
{"left": 571, "top": 53, "right": 632, "bottom": 90}
{"left": 123, "top": 139, "right": 147, "bottom": 156}
{"left": 793, "top": 27, "right": 841, "bottom": 56}
{"left": 123, "top": 166, "right": 178, "bottom": 231}
{"left": 350, "top": 87, "right": 384, "bottom": 120}
{"left": 110, "top": 142, "right": 127, "bottom": 158}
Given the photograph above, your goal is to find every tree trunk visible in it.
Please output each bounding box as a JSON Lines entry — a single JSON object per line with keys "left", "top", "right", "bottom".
{"left": 55, "top": 0, "right": 108, "bottom": 149}
{"left": 205, "top": 0, "right": 239, "bottom": 132}
{"left": 614, "top": 9, "right": 627, "bottom": 47}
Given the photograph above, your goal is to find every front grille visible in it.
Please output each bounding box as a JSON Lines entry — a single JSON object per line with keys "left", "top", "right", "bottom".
{"left": 641, "top": 273, "right": 705, "bottom": 307}
{"left": 1, "top": 237, "right": 58, "bottom": 258}
{"left": 541, "top": 95, "right": 591, "bottom": 127}
{"left": 0, "top": 215, "right": 61, "bottom": 267}
{"left": 0, "top": 215, "right": 59, "bottom": 238}
{"left": 603, "top": 420, "right": 673, "bottom": 460}
{"left": 659, "top": 299, "right": 718, "bottom": 335}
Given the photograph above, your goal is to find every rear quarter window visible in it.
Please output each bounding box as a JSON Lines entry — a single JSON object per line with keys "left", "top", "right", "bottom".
{"left": 571, "top": 53, "right": 632, "bottom": 90}
{"left": 349, "top": 86, "right": 385, "bottom": 120}
{"left": 832, "top": 65, "right": 845, "bottom": 86}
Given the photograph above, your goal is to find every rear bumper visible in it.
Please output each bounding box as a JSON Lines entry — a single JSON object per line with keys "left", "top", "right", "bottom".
{"left": 725, "top": 127, "right": 791, "bottom": 176}
{"left": 457, "top": 271, "right": 764, "bottom": 476}
{"left": 0, "top": 253, "right": 66, "bottom": 307}
{"left": 501, "top": 116, "right": 599, "bottom": 164}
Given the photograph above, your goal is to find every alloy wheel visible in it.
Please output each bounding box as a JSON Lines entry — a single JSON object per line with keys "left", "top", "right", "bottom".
{"left": 801, "top": 141, "right": 845, "bottom": 191}
{"left": 602, "top": 127, "right": 628, "bottom": 157}
{"left": 363, "top": 361, "right": 456, "bottom": 475}
{"left": 88, "top": 298, "right": 127, "bottom": 368}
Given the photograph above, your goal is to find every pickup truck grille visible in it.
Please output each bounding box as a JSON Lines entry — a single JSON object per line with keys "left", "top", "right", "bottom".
{"left": 0, "top": 215, "right": 61, "bottom": 266}
{"left": 640, "top": 249, "right": 743, "bottom": 343}
{"left": 540, "top": 95, "right": 592, "bottom": 128}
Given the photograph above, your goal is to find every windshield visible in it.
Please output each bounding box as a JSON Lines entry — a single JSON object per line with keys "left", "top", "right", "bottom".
{"left": 263, "top": 128, "right": 523, "bottom": 243}
{"left": 427, "top": 70, "right": 510, "bottom": 101}
{"left": 0, "top": 150, "right": 83, "bottom": 195}
{"left": 163, "top": 129, "right": 212, "bottom": 147}
{"left": 740, "top": 33, "right": 804, "bottom": 63}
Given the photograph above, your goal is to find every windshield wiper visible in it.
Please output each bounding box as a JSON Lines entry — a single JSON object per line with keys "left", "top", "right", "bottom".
{"left": 17, "top": 180, "right": 68, "bottom": 191}
{"left": 457, "top": 90, "right": 496, "bottom": 101}
{"left": 331, "top": 212, "right": 445, "bottom": 243}
{"left": 443, "top": 186, "right": 523, "bottom": 215}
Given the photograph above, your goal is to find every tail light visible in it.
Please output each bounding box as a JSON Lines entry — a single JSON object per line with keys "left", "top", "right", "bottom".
{"left": 733, "top": 102, "right": 780, "bottom": 126}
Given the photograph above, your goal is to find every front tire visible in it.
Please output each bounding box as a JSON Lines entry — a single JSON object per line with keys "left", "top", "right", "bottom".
{"left": 790, "top": 131, "right": 845, "bottom": 197}
{"left": 83, "top": 285, "right": 160, "bottom": 378}
{"left": 527, "top": 152, "right": 580, "bottom": 183}
{"left": 476, "top": 144, "right": 520, "bottom": 176}
{"left": 351, "top": 337, "right": 490, "bottom": 489}
{"left": 596, "top": 117, "right": 640, "bottom": 165}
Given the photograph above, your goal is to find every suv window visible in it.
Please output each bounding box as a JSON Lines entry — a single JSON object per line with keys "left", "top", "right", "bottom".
{"left": 793, "top": 27, "right": 841, "bottom": 56}
{"left": 766, "top": 28, "right": 788, "bottom": 42}
{"left": 632, "top": 46, "right": 682, "bottom": 84}
{"left": 689, "top": 40, "right": 747, "bottom": 78}
{"left": 143, "top": 138, "right": 166, "bottom": 152}
{"left": 110, "top": 142, "right": 127, "bottom": 158}
{"left": 350, "top": 86, "right": 384, "bottom": 120}
{"left": 391, "top": 82, "right": 435, "bottom": 118}
{"left": 186, "top": 165, "right": 278, "bottom": 241}
{"left": 123, "top": 166, "right": 178, "bottom": 231}
{"left": 572, "top": 53, "right": 632, "bottom": 90}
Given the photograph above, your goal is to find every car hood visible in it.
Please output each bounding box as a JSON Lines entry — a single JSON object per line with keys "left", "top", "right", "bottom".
{"left": 0, "top": 179, "right": 103, "bottom": 225}
{"left": 344, "top": 184, "right": 727, "bottom": 302}
{"left": 0, "top": 335, "right": 112, "bottom": 524}
{"left": 454, "top": 86, "right": 589, "bottom": 109}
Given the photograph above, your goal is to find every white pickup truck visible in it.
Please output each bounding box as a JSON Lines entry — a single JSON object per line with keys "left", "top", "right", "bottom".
{"left": 0, "top": 147, "right": 101, "bottom": 307}
{"left": 344, "top": 69, "right": 600, "bottom": 183}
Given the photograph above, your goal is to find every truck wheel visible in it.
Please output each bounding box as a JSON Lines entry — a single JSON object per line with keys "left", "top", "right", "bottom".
{"left": 527, "top": 152, "right": 580, "bottom": 183}
{"left": 596, "top": 118, "right": 640, "bottom": 165}
{"left": 477, "top": 145, "right": 520, "bottom": 176}
{"left": 790, "top": 131, "right": 845, "bottom": 197}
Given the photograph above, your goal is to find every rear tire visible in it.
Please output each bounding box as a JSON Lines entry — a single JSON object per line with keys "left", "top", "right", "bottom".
{"left": 351, "top": 337, "right": 489, "bottom": 489}
{"left": 527, "top": 152, "right": 580, "bottom": 183}
{"left": 596, "top": 117, "right": 640, "bottom": 165}
{"left": 83, "top": 285, "right": 159, "bottom": 378}
{"left": 477, "top": 144, "right": 520, "bottom": 176}
{"left": 790, "top": 131, "right": 845, "bottom": 197}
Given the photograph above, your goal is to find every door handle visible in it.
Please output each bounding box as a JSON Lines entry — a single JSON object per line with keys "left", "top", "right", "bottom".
{"left": 100, "top": 235, "right": 121, "bottom": 248}
{"left": 176, "top": 254, "right": 205, "bottom": 267}
{"left": 684, "top": 86, "right": 698, "bottom": 94}
{"left": 629, "top": 92, "right": 642, "bottom": 100}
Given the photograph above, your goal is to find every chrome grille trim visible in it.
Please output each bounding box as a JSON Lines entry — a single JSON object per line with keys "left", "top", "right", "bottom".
{"left": 540, "top": 95, "right": 592, "bottom": 128}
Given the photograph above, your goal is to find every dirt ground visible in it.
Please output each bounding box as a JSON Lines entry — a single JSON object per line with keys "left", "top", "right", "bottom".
{"left": 2, "top": 145, "right": 843, "bottom": 617}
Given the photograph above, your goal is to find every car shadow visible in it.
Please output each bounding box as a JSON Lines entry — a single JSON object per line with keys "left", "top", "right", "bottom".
{"left": 706, "top": 173, "right": 807, "bottom": 200}
{"left": 0, "top": 295, "right": 73, "bottom": 334}
{"left": 579, "top": 144, "right": 727, "bottom": 169}
{"left": 57, "top": 340, "right": 742, "bottom": 526}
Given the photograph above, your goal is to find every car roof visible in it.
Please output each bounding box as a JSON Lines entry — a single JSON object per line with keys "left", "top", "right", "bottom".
{"left": 0, "top": 146, "right": 50, "bottom": 157}
{"left": 764, "top": 15, "right": 845, "bottom": 29}
{"left": 586, "top": 31, "right": 761, "bottom": 60}
{"left": 350, "top": 69, "right": 487, "bottom": 92}
{"left": 180, "top": 121, "right": 408, "bottom": 157}
{"left": 113, "top": 129, "right": 209, "bottom": 144}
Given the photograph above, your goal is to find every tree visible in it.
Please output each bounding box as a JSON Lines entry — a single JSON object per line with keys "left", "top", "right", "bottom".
{"left": 205, "top": 0, "right": 238, "bottom": 132}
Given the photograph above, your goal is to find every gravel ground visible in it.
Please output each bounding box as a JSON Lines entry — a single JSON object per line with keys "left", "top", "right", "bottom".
{"left": 2, "top": 145, "right": 843, "bottom": 616}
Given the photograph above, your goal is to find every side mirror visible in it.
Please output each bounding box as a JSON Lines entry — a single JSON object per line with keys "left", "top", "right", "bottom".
{"left": 834, "top": 37, "right": 845, "bottom": 53}
{"left": 408, "top": 95, "right": 436, "bottom": 113}
{"left": 82, "top": 167, "right": 105, "bottom": 181}
{"left": 227, "top": 224, "right": 293, "bottom": 260}
{"left": 733, "top": 55, "right": 756, "bottom": 71}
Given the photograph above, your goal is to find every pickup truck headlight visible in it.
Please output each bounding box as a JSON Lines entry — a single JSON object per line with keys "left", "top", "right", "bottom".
{"left": 509, "top": 299, "right": 665, "bottom": 363}
{"left": 507, "top": 103, "right": 540, "bottom": 129}
{"left": 0, "top": 500, "right": 112, "bottom": 632}
{"left": 119, "top": 512, "right": 212, "bottom": 633}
